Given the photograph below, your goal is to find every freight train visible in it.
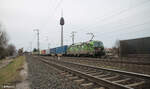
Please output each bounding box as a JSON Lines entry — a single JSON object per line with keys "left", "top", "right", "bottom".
{"left": 33, "top": 40, "right": 105, "bottom": 57}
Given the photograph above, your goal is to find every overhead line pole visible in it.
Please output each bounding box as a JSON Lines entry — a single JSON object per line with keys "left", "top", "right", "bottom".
{"left": 34, "top": 29, "right": 40, "bottom": 55}
{"left": 71, "top": 31, "right": 77, "bottom": 45}
{"left": 0, "top": 32, "right": 2, "bottom": 38}
{"left": 30, "top": 42, "right": 32, "bottom": 52}
{"left": 45, "top": 36, "right": 50, "bottom": 49}
{"left": 48, "top": 43, "right": 50, "bottom": 49}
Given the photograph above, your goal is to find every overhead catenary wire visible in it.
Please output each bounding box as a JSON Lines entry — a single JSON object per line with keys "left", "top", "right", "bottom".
{"left": 96, "top": 20, "right": 150, "bottom": 37}
{"left": 38, "top": 0, "right": 63, "bottom": 34}
{"left": 100, "top": 28, "right": 150, "bottom": 42}
{"left": 73, "top": 0, "right": 150, "bottom": 32}
{"left": 96, "top": 21, "right": 150, "bottom": 39}
{"left": 36, "top": 0, "right": 63, "bottom": 49}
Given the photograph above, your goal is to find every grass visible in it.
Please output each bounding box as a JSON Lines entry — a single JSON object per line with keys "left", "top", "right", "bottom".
{"left": 0, "top": 56, "right": 25, "bottom": 89}
{"left": 0, "top": 58, "right": 4, "bottom": 64}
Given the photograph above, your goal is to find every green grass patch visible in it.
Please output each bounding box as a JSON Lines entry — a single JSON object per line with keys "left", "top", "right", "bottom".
{"left": 0, "top": 59, "right": 4, "bottom": 64}
{"left": 0, "top": 56, "right": 25, "bottom": 88}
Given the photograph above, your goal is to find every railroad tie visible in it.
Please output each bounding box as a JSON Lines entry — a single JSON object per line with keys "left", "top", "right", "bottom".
{"left": 101, "top": 75, "right": 119, "bottom": 80}
{"left": 90, "top": 72, "right": 103, "bottom": 76}
{"left": 95, "top": 74, "right": 110, "bottom": 78}
{"left": 68, "top": 76, "right": 78, "bottom": 80}
{"left": 65, "top": 74, "right": 73, "bottom": 77}
{"left": 83, "top": 69, "right": 94, "bottom": 72}
{"left": 126, "top": 81, "right": 145, "bottom": 87}
{"left": 85, "top": 71, "right": 97, "bottom": 73}
{"left": 81, "top": 83, "right": 94, "bottom": 87}
{"left": 60, "top": 72, "right": 66, "bottom": 75}
{"left": 112, "top": 78, "right": 131, "bottom": 83}
{"left": 74, "top": 79, "right": 85, "bottom": 84}
{"left": 94, "top": 87, "right": 105, "bottom": 89}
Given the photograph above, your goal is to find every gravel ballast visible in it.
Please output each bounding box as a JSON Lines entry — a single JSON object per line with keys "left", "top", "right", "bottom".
{"left": 26, "top": 55, "right": 83, "bottom": 89}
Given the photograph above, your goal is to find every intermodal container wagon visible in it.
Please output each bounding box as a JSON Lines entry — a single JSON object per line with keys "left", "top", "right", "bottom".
{"left": 46, "top": 49, "right": 50, "bottom": 55}
{"left": 50, "top": 48, "right": 56, "bottom": 55}
{"left": 56, "top": 45, "right": 68, "bottom": 55}
{"left": 41, "top": 50, "right": 46, "bottom": 55}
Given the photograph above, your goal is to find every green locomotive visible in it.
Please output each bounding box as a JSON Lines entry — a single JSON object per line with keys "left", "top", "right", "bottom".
{"left": 67, "top": 40, "right": 105, "bottom": 57}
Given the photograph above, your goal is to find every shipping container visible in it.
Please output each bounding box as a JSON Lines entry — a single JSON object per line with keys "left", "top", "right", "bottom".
{"left": 55, "top": 45, "right": 68, "bottom": 55}
{"left": 50, "top": 48, "right": 56, "bottom": 55}
{"left": 40, "top": 50, "right": 42, "bottom": 55}
{"left": 41, "top": 50, "right": 46, "bottom": 55}
{"left": 46, "top": 49, "right": 50, "bottom": 55}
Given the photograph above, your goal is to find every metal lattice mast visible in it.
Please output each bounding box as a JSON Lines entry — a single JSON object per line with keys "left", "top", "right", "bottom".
{"left": 71, "top": 31, "right": 77, "bottom": 44}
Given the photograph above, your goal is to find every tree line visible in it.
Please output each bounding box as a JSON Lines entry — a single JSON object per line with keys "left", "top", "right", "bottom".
{"left": 0, "top": 24, "right": 16, "bottom": 59}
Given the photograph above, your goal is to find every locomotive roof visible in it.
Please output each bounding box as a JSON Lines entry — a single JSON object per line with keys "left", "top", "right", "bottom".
{"left": 70, "top": 40, "right": 102, "bottom": 46}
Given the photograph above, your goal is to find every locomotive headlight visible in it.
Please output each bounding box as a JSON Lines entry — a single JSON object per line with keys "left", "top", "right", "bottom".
{"left": 98, "top": 48, "right": 101, "bottom": 51}
{"left": 94, "top": 47, "right": 101, "bottom": 51}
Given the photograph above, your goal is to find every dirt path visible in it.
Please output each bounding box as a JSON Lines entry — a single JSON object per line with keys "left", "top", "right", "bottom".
{"left": 16, "top": 59, "right": 30, "bottom": 89}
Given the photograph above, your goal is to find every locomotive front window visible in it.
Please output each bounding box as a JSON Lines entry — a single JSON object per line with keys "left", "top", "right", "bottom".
{"left": 94, "top": 42, "right": 102, "bottom": 47}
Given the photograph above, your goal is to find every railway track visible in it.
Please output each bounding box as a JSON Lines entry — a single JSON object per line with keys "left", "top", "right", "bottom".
{"left": 58, "top": 56, "right": 150, "bottom": 75}
{"left": 63, "top": 57, "right": 150, "bottom": 65}
{"left": 38, "top": 56, "right": 150, "bottom": 89}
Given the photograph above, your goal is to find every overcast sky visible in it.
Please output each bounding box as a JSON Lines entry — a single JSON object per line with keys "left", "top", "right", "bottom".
{"left": 0, "top": 0, "right": 150, "bottom": 51}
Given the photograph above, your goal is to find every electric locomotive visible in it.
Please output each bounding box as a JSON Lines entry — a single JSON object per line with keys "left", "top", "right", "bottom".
{"left": 67, "top": 40, "right": 105, "bottom": 57}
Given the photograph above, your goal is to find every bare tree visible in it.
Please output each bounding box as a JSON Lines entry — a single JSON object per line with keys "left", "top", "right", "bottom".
{"left": 6, "top": 44, "right": 16, "bottom": 56}
{"left": 0, "top": 24, "right": 9, "bottom": 59}
{"left": 112, "top": 40, "right": 120, "bottom": 56}
{"left": 33, "top": 48, "right": 37, "bottom": 52}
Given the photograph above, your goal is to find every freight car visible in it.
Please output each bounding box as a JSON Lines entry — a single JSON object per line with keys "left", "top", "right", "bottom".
{"left": 55, "top": 45, "right": 68, "bottom": 56}
{"left": 46, "top": 49, "right": 50, "bottom": 56}
{"left": 40, "top": 50, "right": 46, "bottom": 56}
{"left": 38, "top": 45, "right": 68, "bottom": 56}
{"left": 50, "top": 48, "right": 56, "bottom": 56}
{"left": 35, "top": 40, "right": 105, "bottom": 57}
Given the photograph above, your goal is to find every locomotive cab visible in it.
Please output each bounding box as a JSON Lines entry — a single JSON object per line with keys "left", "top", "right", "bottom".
{"left": 93, "top": 41, "right": 105, "bottom": 56}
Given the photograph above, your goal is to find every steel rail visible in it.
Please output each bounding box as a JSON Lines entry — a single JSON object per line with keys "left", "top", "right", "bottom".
{"left": 63, "top": 57, "right": 150, "bottom": 65}
{"left": 40, "top": 58, "right": 133, "bottom": 89}
{"left": 41, "top": 56, "right": 150, "bottom": 89}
